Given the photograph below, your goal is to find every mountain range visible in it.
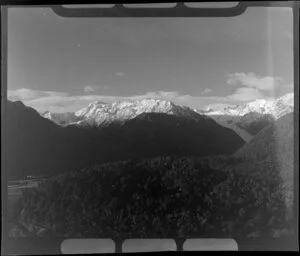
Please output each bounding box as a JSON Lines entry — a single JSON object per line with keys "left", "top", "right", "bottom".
{"left": 200, "top": 93, "right": 294, "bottom": 142}
{"left": 39, "top": 92, "right": 293, "bottom": 145}
{"left": 42, "top": 93, "right": 294, "bottom": 143}
{"left": 5, "top": 99, "right": 245, "bottom": 178}
{"left": 42, "top": 98, "right": 209, "bottom": 127}
{"left": 5, "top": 92, "right": 294, "bottom": 178}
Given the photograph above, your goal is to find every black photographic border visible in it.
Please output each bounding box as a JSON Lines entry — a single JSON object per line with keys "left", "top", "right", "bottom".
{"left": 1, "top": 1, "right": 299, "bottom": 253}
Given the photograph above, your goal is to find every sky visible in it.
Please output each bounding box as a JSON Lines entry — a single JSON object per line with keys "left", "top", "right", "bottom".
{"left": 7, "top": 5, "right": 294, "bottom": 113}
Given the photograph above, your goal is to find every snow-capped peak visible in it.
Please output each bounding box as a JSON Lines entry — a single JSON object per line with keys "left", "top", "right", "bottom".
{"left": 276, "top": 92, "right": 294, "bottom": 106}
{"left": 75, "top": 101, "right": 107, "bottom": 117}
{"left": 42, "top": 111, "right": 52, "bottom": 119}
{"left": 73, "top": 98, "right": 203, "bottom": 126}
{"left": 204, "top": 93, "right": 294, "bottom": 119}
{"left": 198, "top": 93, "right": 294, "bottom": 142}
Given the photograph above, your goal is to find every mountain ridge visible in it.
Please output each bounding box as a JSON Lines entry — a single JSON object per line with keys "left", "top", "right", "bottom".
{"left": 37, "top": 92, "right": 294, "bottom": 142}
{"left": 5, "top": 100, "right": 245, "bottom": 178}
{"left": 42, "top": 98, "right": 211, "bottom": 127}
{"left": 204, "top": 93, "right": 293, "bottom": 118}
{"left": 203, "top": 93, "right": 294, "bottom": 141}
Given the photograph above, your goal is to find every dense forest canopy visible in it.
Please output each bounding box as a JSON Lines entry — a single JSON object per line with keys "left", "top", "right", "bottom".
{"left": 10, "top": 156, "right": 292, "bottom": 239}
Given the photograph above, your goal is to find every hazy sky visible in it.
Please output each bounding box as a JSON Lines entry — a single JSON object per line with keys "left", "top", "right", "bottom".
{"left": 7, "top": 6, "right": 294, "bottom": 113}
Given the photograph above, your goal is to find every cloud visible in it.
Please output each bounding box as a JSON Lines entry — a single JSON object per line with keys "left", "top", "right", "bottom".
{"left": 200, "top": 88, "right": 212, "bottom": 95}
{"left": 205, "top": 103, "right": 234, "bottom": 111}
{"left": 7, "top": 88, "right": 68, "bottom": 101}
{"left": 7, "top": 88, "right": 41, "bottom": 101}
{"left": 115, "top": 72, "right": 125, "bottom": 76}
{"left": 226, "top": 72, "right": 293, "bottom": 101}
{"left": 7, "top": 78, "right": 293, "bottom": 113}
{"left": 129, "top": 91, "right": 180, "bottom": 100}
{"left": 227, "top": 87, "right": 265, "bottom": 101}
{"left": 83, "top": 86, "right": 95, "bottom": 93}
{"left": 227, "top": 72, "right": 283, "bottom": 91}
{"left": 83, "top": 84, "right": 110, "bottom": 93}
{"left": 276, "top": 82, "right": 294, "bottom": 96}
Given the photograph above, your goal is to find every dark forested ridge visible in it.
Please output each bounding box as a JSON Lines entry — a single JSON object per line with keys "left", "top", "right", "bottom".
{"left": 235, "top": 112, "right": 294, "bottom": 164}
{"left": 4, "top": 100, "right": 245, "bottom": 178}
{"left": 9, "top": 156, "right": 292, "bottom": 239}
{"left": 5, "top": 101, "right": 69, "bottom": 178}
{"left": 234, "top": 112, "right": 295, "bottom": 221}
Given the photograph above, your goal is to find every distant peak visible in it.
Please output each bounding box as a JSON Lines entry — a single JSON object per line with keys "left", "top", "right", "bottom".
{"left": 206, "top": 92, "right": 294, "bottom": 119}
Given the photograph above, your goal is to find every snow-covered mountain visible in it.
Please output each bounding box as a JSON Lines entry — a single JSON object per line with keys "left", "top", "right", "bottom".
{"left": 41, "top": 93, "right": 293, "bottom": 143}
{"left": 205, "top": 93, "right": 293, "bottom": 118}
{"left": 202, "top": 93, "right": 294, "bottom": 142}
{"left": 43, "top": 98, "right": 209, "bottom": 127}
{"left": 41, "top": 111, "right": 84, "bottom": 126}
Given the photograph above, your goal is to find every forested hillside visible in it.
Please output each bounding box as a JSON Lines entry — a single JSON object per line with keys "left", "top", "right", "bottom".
{"left": 10, "top": 156, "right": 291, "bottom": 239}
